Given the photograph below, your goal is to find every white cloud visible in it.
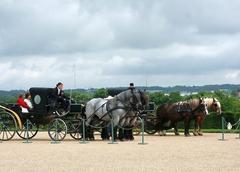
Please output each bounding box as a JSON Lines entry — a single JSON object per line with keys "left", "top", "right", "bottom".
{"left": 0, "top": 0, "right": 240, "bottom": 90}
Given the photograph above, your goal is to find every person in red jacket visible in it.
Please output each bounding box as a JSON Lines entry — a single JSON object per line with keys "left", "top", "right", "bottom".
{"left": 17, "top": 94, "right": 30, "bottom": 113}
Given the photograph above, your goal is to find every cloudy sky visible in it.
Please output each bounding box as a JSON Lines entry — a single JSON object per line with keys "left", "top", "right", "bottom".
{"left": 0, "top": 0, "right": 240, "bottom": 90}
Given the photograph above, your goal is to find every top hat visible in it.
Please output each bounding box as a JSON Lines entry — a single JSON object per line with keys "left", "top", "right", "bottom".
{"left": 129, "top": 83, "right": 135, "bottom": 89}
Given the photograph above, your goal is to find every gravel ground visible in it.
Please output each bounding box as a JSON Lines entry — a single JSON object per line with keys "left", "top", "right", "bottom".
{"left": 0, "top": 133, "right": 239, "bottom": 172}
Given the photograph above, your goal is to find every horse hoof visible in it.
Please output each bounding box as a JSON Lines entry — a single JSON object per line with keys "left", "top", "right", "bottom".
{"left": 185, "top": 134, "right": 190, "bottom": 137}
{"left": 193, "top": 132, "right": 198, "bottom": 136}
{"left": 175, "top": 133, "right": 180, "bottom": 136}
{"left": 198, "top": 133, "right": 203, "bottom": 136}
{"left": 159, "top": 131, "right": 164, "bottom": 136}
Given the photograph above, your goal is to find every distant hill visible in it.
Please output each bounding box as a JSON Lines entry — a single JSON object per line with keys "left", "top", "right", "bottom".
{"left": 142, "top": 84, "right": 240, "bottom": 93}
{"left": 0, "top": 84, "right": 239, "bottom": 102}
{"left": 0, "top": 90, "right": 26, "bottom": 103}
{"left": 108, "top": 84, "right": 240, "bottom": 93}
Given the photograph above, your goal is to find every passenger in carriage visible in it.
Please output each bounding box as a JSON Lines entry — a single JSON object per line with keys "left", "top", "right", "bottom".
{"left": 17, "top": 93, "right": 32, "bottom": 113}
{"left": 24, "top": 93, "right": 33, "bottom": 113}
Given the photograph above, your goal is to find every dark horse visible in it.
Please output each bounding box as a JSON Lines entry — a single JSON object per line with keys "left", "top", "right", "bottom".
{"left": 156, "top": 98, "right": 208, "bottom": 136}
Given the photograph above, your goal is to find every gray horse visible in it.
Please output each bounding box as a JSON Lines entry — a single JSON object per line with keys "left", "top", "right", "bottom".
{"left": 84, "top": 89, "right": 148, "bottom": 140}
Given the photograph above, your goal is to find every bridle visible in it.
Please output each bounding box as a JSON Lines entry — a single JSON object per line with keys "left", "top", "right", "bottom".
{"left": 188, "top": 99, "right": 208, "bottom": 116}
{"left": 129, "top": 89, "right": 141, "bottom": 111}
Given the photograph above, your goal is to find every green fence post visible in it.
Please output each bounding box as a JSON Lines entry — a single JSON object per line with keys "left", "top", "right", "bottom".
{"left": 108, "top": 119, "right": 117, "bottom": 144}
{"left": 23, "top": 119, "right": 32, "bottom": 144}
{"left": 138, "top": 117, "right": 147, "bottom": 145}
{"left": 80, "top": 119, "right": 89, "bottom": 144}
{"left": 236, "top": 120, "right": 240, "bottom": 139}
{"left": 219, "top": 116, "right": 226, "bottom": 141}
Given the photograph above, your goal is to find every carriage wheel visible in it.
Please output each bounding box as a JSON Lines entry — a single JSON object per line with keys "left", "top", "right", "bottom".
{"left": 55, "top": 108, "right": 70, "bottom": 117}
{"left": 132, "top": 120, "right": 141, "bottom": 135}
{"left": 0, "top": 111, "right": 17, "bottom": 141}
{"left": 16, "top": 120, "right": 39, "bottom": 140}
{"left": 48, "top": 118, "right": 67, "bottom": 141}
{"left": 70, "top": 132, "right": 82, "bottom": 140}
{"left": 69, "top": 120, "right": 82, "bottom": 140}
{"left": 144, "top": 115, "right": 158, "bottom": 135}
{"left": 133, "top": 127, "right": 141, "bottom": 135}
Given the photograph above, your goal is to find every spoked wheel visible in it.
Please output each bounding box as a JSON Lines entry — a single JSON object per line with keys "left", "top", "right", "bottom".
{"left": 132, "top": 120, "right": 141, "bottom": 135}
{"left": 69, "top": 120, "right": 82, "bottom": 140}
{"left": 48, "top": 118, "right": 67, "bottom": 141}
{"left": 16, "top": 120, "right": 39, "bottom": 140}
{"left": 54, "top": 100, "right": 71, "bottom": 117}
{"left": 133, "top": 126, "right": 141, "bottom": 135}
{"left": 55, "top": 108, "right": 70, "bottom": 117}
{"left": 0, "top": 111, "right": 17, "bottom": 141}
{"left": 144, "top": 115, "right": 158, "bottom": 135}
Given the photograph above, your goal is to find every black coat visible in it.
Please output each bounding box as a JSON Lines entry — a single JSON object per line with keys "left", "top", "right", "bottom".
{"left": 53, "top": 87, "right": 68, "bottom": 99}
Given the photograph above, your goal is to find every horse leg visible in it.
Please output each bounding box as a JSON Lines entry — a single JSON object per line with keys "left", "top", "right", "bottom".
{"left": 84, "top": 126, "right": 90, "bottom": 140}
{"left": 101, "top": 126, "right": 110, "bottom": 140}
{"left": 89, "top": 127, "right": 95, "bottom": 140}
{"left": 129, "top": 128, "right": 134, "bottom": 141}
{"left": 198, "top": 116, "right": 205, "bottom": 136}
{"left": 113, "top": 126, "right": 118, "bottom": 141}
{"left": 174, "top": 123, "right": 180, "bottom": 136}
{"left": 159, "top": 127, "right": 167, "bottom": 136}
{"left": 157, "top": 118, "right": 166, "bottom": 136}
{"left": 118, "top": 128, "right": 124, "bottom": 141}
{"left": 193, "top": 117, "right": 200, "bottom": 136}
{"left": 184, "top": 116, "right": 190, "bottom": 137}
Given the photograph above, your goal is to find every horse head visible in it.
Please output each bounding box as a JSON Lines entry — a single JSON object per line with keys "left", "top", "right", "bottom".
{"left": 212, "top": 98, "right": 222, "bottom": 115}
{"left": 128, "top": 89, "right": 146, "bottom": 111}
{"left": 138, "top": 90, "right": 149, "bottom": 111}
{"left": 198, "top": 97, "right": 209, "bottom": 116}
{"left": 118, "top": 89, "right": 149, "bottom": 111}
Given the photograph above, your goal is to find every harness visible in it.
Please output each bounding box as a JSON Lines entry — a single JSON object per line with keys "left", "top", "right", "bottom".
{"left": 177, "top": 100, "right": 207, "bottom": 119}
{"left": 85, "top": 90, "right": 143, "bottom": 129}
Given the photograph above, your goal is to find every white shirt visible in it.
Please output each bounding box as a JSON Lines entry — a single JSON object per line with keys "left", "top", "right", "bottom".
{"left": 21, "top": 99, "right": 33, "bottom": 113}
{"left": 57, "top": 88, "right": 61, "bottom": 95}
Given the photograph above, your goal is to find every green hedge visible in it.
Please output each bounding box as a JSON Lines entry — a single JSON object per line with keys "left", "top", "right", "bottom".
{"left": 176, "top": 112, "right": 240, "bottom": 129}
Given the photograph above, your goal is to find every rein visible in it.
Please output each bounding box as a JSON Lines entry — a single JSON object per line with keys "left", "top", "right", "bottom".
{"left": 177, "top": 99, "right": 207, "bottom": 116}
{"left": 189, "top": 100, "right": 207, "bottom": 116}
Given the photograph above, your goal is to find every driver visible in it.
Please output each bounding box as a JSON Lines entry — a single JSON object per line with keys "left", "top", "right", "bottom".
{"left": 54, "top": 82, "right": 70, "bottom": 109}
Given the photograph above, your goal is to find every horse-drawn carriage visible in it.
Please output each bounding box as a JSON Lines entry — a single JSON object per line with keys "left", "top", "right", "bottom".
{"left": 0, "top": 87, "right": 83, "bottom": 141}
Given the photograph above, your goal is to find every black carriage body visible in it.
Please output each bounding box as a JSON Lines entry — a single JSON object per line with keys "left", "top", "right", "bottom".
{"left": 1, "top": 87, "right": 84, "bottom": 141}
{"left": 30, "top": 87, "right": 55, "bottom": 116}
{"left": 30, "top": 87, "right": 83, "bottom": 117}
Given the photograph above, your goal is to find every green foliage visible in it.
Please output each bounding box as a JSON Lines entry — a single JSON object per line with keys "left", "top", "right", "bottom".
{"left": 94, "top": 88, "right": 108, "bottom": 98}
{"left": 1, "top": 87, "right": 240, "bottom": 129}
{"left": 0, "top": 96, "right": 18, "bottom": 104}
{"left": 149, "top": 92, "right": 169, "bottom": 105}
{"left": 168, "top": 92, "right": 182, "bottom": 103}
{"left": 71, "top": 91, "right": 93, "bottom": 103}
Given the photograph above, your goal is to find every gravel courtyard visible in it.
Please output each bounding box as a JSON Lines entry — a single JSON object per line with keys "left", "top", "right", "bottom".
{"left": 0, "top": 133, "right": 239, "bottom": 172}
